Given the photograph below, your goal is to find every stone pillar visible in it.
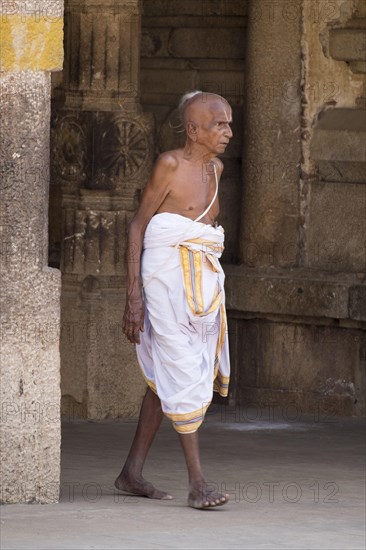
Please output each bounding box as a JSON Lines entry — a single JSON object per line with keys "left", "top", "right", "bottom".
{"left": 0, "top": 2, "right": 63, "bottom": 503}
{"left": 239, "top": 0, "right": 302, "bottom": 268}
{"left": 52, "top": 0, "right": 154, "bottom": 419}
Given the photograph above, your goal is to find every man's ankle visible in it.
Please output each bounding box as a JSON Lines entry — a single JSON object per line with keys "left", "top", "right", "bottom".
{"left": 189, "top": 477, "right": 206, "bottom": 487}
{"left": 120, "top": 465, "right": 143, "bottom": 480}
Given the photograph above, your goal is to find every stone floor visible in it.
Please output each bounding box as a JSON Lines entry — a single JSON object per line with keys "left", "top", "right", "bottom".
{"left": 1, "top": 405, "right": 365, "bottom": 549}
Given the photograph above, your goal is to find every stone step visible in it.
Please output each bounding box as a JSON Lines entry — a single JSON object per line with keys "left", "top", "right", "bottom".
{"left": 224, "top": 265, "right": 366, "bottom": 322}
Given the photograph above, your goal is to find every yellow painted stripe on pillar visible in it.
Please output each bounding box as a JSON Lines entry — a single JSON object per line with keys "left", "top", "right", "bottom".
{"left": 0, "top": 16, "right": 63, "bottom": 71}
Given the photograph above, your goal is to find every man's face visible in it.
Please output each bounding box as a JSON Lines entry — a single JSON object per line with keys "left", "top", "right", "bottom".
{"left": 193, "top": 100, "right": 233, "bottom": 155}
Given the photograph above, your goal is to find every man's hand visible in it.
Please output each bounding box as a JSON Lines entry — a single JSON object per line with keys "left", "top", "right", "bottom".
{"left": 123, "top": 296, "right": 145, "bottom": 344}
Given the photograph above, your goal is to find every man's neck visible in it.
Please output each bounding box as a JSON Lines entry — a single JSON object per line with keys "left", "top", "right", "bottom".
{"left": 182, "top": 141, "right": 215, "bottom": 164}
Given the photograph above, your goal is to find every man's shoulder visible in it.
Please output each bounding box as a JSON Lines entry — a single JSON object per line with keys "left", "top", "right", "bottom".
{"left": 155, "top": 149, "right": 182, "bottom": 171}
{"left": 212, "top": 157, "right": 224, "bottom": 174}
{"left": 208, "top": 157, "right": 224, "bottom": 180}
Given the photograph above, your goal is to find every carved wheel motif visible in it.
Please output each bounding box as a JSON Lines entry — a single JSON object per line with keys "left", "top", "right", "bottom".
{"left": 99, "top": 118, "right": 149, "bottom": 180}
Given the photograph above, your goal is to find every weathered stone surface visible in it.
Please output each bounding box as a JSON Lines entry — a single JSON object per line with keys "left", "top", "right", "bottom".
{"left": 142, "top": 58, "right": 246, "bottom": 71}
{"left": 195, "top": 70, "right": 245, "bottom": 103}
{"left": 329, "top": 28, "right": 366, "bottom": 62}
{"left": 143, "top": 15, "right": 247, "bottom": 28}
{"left": 317, "top": 160, "right": 366, "bottom": 183}
{"left": 310, "top": 109, "right": 366, "bottom": 163}
{"left": 237, "top": 386, "right": 361, "bottom": 418}
{"left": 51, "top": 111, "right": 154, "bottom": 191}
{"left": 52, "top": 0, "right": 152, "bottom": 419}
{"left": 57, "top": 0, "right": 141, "bottom": 110}
{"left": 0, "top": 1, "right": 64, "bottom": 71}
{"left": 307, "top": 182, "right": 366, "bottom": 272}
{"left": 239, "top": 0, "right": 301, "bottom": 267}
{"left": 58, "top": 192, "right": 150, "bottom": 417}
{"left": 349, "top": 60, "right": 366, "bottom": 73}
{"left": 61, "top": 282, "right": 145, "bottom": 419}
{"left": 315, "top": 108, "right": 366, "bottom": 131}
{"left": 0, "top": 70, "right": 61, "bottom": 503}
{"left": 141, "top": 29, "right": 170, "bottom": 57}
{"left": 169, "top": 28, "right": 246, "bottom": 59}
{"left": 310, "top": 129, "right": 366, "bottom": 162}
{"left": 233, "top": 319, "right": 365, "bottom": 416}
{"left": 142, "top": 0, "right": 246, "bottom": 17}
{"left": 224, "top": 0, "right": 364, "bottom": 420}
{"left": 355, "top": 0, "right": 366, "bottom": 18}
{"left": 301, "top": 0, "right": 365, "bottom": 273}
{"left": 349, "top": 285, "right": 366, "bottom": 321}
{"left": 224, "top": 266, "right": 363, "bottom": 320}
{"left": 140, "top": 68, "right": 196, "bottom": 94}
{"left": 218, "top": 170, "right": 242, "bottom": 264}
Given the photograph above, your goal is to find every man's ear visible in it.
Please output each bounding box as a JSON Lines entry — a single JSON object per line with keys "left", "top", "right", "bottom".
{"left": 186, "top": 121, "right": 198, "bottom": 141}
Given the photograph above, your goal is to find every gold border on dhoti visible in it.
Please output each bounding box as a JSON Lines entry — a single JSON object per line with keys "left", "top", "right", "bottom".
{"left": 179, "top": 240, "right": 224, "bottom": 317}
{"left": 165, "top": 402, "right": 211, "bottom": 434}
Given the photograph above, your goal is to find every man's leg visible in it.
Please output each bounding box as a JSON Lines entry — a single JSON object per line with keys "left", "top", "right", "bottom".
{"left": 179, "top": 431, "right": 229, "bottom": 508}
{"left": 114, "top": 386, "right": 173, "bottom": 499}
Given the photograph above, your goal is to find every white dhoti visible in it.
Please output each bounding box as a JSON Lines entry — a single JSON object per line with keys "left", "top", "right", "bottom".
{"left": 136, "top": 212, "right": 230, "bottom": 434}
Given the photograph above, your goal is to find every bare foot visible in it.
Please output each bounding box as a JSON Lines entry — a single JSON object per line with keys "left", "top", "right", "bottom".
{"left": 188, "top": 480, "right": 229, "bottom": 509}
{"left": 114, "top": 471, "right": 173, "bottom": 500}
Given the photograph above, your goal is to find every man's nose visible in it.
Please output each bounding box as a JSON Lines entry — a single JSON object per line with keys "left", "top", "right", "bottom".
{"left": 225, "top": 125, "right": 233, "bottom": 139}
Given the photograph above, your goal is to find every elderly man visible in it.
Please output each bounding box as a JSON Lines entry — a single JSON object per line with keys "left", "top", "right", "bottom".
{"left": 115, "top": 91, "right": 233, "bottom": 509}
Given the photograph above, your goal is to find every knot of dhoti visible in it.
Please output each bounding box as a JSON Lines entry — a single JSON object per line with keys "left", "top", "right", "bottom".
{"left": 175, "top": 238, "right": 228, "bottom": 401}
{"left": 176, "top": 238, "right": 224, "bottom": 317}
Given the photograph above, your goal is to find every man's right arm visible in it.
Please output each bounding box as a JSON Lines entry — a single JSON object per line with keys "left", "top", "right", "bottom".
{"left": 123, "top": 153, "right": 177, "bottom": 344}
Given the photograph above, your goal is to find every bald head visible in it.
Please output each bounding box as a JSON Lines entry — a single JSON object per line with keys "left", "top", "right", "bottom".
{"left": 178, "top": 91, "right": 230, "bottom": 127}
{"left": 177, "top": 90, "right": 233, "bottom": 154}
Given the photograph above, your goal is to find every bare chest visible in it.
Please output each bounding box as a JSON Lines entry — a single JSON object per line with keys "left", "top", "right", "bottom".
{"left": 168, "top": 176, "right": 216, "bottom": 211}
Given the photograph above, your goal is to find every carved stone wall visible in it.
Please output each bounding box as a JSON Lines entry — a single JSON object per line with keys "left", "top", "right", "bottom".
{"left": 226, "top": 0, "right": 365, "bottom": 417}
{"left": 51, "top": 0, "right": 153, "bottom": 419}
